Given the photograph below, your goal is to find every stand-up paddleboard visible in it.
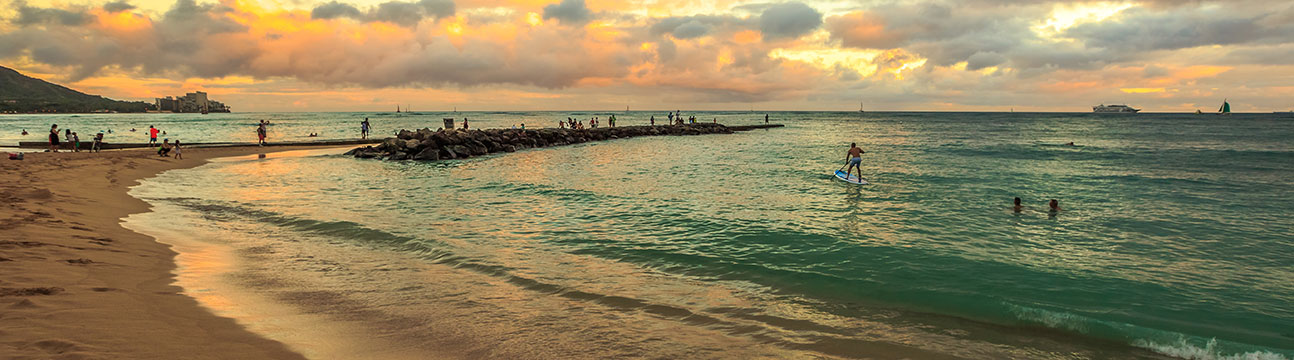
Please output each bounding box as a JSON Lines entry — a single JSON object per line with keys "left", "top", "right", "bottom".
{"left": 835, "top": 170, "right": 868, "bottom": 185}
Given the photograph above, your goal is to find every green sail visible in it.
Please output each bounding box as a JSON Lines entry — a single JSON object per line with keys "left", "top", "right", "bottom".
{"left": 1219, "top": 100, "right": 1231, "bottom": 113}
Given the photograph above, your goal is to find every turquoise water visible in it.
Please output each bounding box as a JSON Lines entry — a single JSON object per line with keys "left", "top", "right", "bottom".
{"left": 117, "top": 112, "right": 1290, "bottom": 359}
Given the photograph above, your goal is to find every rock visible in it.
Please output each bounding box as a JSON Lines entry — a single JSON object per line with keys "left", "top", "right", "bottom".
{"left": 348, "top": 123, "right": 781, "bottom": 162}
{"left": 450, "top": 145, "right": 471, "bottom": 158}
{"left": 403, "top": 139, "right": 422, "bottom": 151}
{"left": 413, "top": 147, "right": 440, "bottom": 161}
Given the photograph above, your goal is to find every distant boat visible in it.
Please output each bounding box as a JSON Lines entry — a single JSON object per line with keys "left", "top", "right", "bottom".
{"left": 859, "top": 102, "right": 865, "bottom": 113}
{"left": 396, "top": 105, "right": 401, "bottom": 113}
{"left": 1093, "top": 104, "right": 1140, "bottom": 113}
{"left": 1218, "top": 99, "right": 1231, "bottom": 115}
{"left": 1195, "top": 109, "right": 1203, "bottom": 114}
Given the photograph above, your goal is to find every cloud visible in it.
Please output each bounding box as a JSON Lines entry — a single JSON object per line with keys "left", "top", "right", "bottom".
{"left": 1066, "top": 6, "right": 1294, "bottom": 52}
{"left": 4, "top": 0, "right": 1294, "bottom": 111}
{"left": 419, "top": 0, "right": 455, "bottom": 19}
{"left": 311, "top": 0, "right": 453, "bottom": 25}
{"left": 311, "top": 1, "right": 362, "bottom": 20}
{"left": 825, "top": 12, "right": 902, "bottom": 49}
{"left": 650, "top": 15, "right": 739, "bottom": 39}
{"left": 964, "top": 52, "right": 1005, "bottom": 70}
{"left": 543, "top": 0, "right": 592, "bottom": 25}
{"left": 13, "top": 3, "right": 91, "bottom": 26}
{"left": 758, "top": 2, "right": 822, "bottom": 40}
{"left": 102, "top": 1, "right": 136, "bottom": 12}
{"left": 371, "top": 1, "right": 425, "bottom": 26}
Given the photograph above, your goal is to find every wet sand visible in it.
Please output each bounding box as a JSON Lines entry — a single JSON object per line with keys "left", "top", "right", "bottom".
{"left": 0, "top": 146, "right": 338, "bottom": 359}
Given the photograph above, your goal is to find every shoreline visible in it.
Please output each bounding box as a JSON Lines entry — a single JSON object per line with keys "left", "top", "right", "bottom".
{"left": 0, "top": 145, "right": 342, "bottom": 359}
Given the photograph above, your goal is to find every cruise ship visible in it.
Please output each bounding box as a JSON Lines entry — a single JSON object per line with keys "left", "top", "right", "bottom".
{"left": 1093, "top": 104, "right": 1140, "bottom": 113}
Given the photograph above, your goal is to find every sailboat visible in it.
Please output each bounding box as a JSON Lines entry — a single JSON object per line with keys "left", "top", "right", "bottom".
{"left": 396, "top": 105, "right": 401, "bottom": 113}
{"left": 858, "top": 102, "right": 865, "bottom": 113}
{"left": 1218, "top": 99, "right": 1231, "bottom": 115}
{"left": 1195, "top": 109, "right": 1203, "bottom": 114}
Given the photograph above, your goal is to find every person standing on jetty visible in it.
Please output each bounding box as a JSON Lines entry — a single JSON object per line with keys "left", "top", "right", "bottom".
{"left": 845, "top": 142, "right": 865, "bottom": 181}
{"left": 765, "top": 114, "right": 769, "bottom": 124}
{"left": 48, "top": 124, "right": 60, "bottom": 152}
{"left": 256, "top": 123, "right": 267, "bottom": 146}
{"left": 361, "top": 118, "right": 371, "bottom": 139}
{"left": 148, "top": 125, "right": 159, "bottom": 146}
{"left": 650, "top": 115, "right": 655, "bottom": 126}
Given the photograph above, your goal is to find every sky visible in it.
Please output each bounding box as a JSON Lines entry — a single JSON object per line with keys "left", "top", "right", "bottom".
{"left": 1, "top": 0, "right": 1292, "bottom": 112}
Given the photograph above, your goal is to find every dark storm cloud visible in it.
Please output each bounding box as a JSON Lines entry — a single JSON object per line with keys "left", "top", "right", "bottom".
{"left": 758, "top": 2, "right": 822, "bottom": 40}
{"left": 543, "top": 0, "right": 592, "bottom": 25}
{"left": 102, "top": 1, "right": 136, "bottom": 12}
{"left": 311, "top": 1, "right": 362, "bottom": 20}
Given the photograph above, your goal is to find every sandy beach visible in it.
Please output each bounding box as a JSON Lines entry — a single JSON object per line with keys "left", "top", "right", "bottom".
{"left": 0, "top": 145, "right": 337, "bottom": 359}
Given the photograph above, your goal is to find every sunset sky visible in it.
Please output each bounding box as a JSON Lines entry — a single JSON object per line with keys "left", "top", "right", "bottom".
{"left": 2, "top": 0, "right": 1292, "bottom": 112}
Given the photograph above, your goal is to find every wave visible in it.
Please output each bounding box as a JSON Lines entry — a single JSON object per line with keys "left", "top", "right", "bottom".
{"left": 1007, "top": 304, "right": 1291, "bottom": 360}
{"left": 1135, "top": 338, "right": 1288, "bottom": 360}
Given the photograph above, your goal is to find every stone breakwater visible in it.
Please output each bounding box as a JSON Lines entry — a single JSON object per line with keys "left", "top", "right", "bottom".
{"left": 344, "top": 123, "right": 783, "bottom": 161}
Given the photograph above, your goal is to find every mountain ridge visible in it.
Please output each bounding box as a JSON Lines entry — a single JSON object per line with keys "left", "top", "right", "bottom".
{"left": 0, "top": 65, "right": 151, "bottom": 113}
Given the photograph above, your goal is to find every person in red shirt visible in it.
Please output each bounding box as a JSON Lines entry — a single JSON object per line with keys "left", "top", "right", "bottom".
{"left": 148, "top": 125, "right": 159, "bottom": 146}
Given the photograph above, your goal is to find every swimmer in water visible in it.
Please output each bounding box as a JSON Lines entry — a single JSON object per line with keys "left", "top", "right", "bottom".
{"left": 1049, "top": 199, "right": 1061, "bottom": 212}
{"left": 1013, "top": 197, "right": 1024, "bottom": 212}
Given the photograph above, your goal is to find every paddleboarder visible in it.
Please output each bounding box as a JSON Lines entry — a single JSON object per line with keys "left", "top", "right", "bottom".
{"left": 845, "top": 142, "right": 864, "bottom": 181}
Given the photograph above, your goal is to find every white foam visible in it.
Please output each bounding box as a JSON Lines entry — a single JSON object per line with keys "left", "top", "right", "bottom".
{"left": 1134, "top": 338, "right": 1289, "bottom": 360}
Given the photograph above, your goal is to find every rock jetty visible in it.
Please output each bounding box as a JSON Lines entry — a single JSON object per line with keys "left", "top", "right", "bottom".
{"left": 344, "top": 123, "right": 782, "bottom": 161}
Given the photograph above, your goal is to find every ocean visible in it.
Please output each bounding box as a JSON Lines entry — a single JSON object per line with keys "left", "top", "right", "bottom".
{"left": 10, "top": 112, "right": 1291, "bottom": 358}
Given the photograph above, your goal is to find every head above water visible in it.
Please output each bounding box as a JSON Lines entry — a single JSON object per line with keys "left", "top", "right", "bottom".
{"left": 1050, "top": 199, "right": 1059, "bottom": 208}
{"left": 1014, "top": 197, "right": 1021, "bottom": 205}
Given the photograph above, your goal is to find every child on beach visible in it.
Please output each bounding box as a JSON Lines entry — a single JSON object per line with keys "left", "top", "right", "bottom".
{"left": 92, "top": 132, "right": 103, "bottom": 152}
{"left": 172, "top": 140, "right": 182, "bottom": 159}
{"left": 71, "top": 132, "right": 80, "bottom": 152}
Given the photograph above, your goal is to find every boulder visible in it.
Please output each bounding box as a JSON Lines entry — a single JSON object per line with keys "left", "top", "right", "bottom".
{"left": 450, "top": 145, "right": 471, "bottom": 158}
{"left": 413, "top": 147, "right": 440, "bottom": 161}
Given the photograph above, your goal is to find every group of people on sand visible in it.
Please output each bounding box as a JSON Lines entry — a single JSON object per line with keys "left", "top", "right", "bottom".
{"left": 44, "top": 124, "right": 107, "bottom": 153}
